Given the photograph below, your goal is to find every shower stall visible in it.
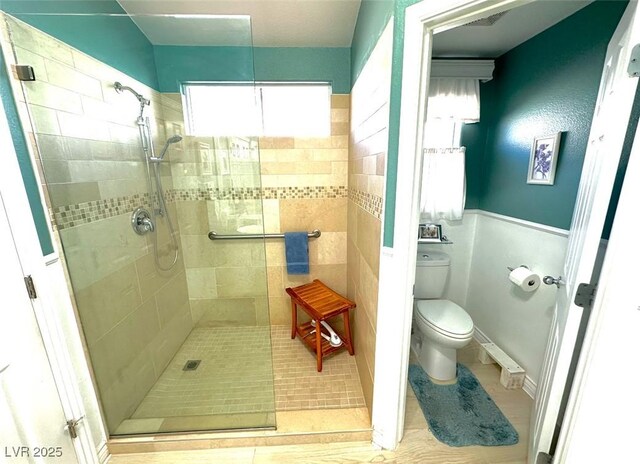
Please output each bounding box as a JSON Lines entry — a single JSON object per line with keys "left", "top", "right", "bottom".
{"left": 0, "top": 12, "right": 276, "bottom": 435}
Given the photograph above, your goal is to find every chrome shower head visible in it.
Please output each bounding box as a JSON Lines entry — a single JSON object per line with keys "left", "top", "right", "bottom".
{"left": 114, "top": 81, "right": 150, "bottom": 106}
{"left": 155, "top": 135, "right": 183, "bottom": 161}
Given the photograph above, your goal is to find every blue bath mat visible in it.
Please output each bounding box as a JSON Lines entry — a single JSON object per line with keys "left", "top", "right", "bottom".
{"left": 408, "top": 363, "right": 519, "bottom": 447}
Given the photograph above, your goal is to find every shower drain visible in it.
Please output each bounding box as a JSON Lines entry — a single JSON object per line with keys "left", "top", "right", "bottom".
{"left": 182, "top": 360, "right": 201, "bottom": 371}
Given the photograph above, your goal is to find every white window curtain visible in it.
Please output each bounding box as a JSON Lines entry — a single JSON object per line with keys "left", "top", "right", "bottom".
{"left": 426, "top": 78, "right": 480, "bottom": 122}
{"left": 420, "top": 78, "right": 479, "bottom": 221}
{"left": 420, "top": 148, "right": 466, "bottom": 221}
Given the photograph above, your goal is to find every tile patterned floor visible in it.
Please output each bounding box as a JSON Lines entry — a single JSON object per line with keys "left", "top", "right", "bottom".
{"left": 271, "top": 325, "right": 365, "bottom": 411}
{"left": 132, "top": 327, "right": 275, "bottom": 419}
{"left": 110, "top": 340, "right": 533, "bottom": 463}
{"left": 125, "top": 324, "right": 365, "bottom": 432}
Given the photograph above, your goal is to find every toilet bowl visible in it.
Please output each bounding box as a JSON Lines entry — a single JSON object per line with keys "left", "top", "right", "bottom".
{"left": 411, "top": 251, "right": 474, "bottom": 381}
{"left": 412, "top": 299, "right": 473, "bottom": 381}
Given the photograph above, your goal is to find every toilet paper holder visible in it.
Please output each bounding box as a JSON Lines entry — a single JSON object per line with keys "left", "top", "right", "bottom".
{"left": 543, "top": 275, "right": 565, "bottom": 288}
{"left": 507, "top": 265, "right": 529, "bottom": 272}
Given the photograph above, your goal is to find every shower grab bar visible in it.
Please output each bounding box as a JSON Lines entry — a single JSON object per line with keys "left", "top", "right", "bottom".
{"left": 208, "top": 229, "right": 321, "bottom": 240}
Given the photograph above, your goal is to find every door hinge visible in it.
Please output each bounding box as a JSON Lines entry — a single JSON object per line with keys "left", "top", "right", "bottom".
{"left": 12, "top": 64, "right": 36, "bottom": 81}
{"left": 24, "top": 275, "right": 37, "bottom": 299}
{"left": 574, "top": 283, "right": 597, "bottom": 308}
{"left": 628, "top": 44, "right": 640, "bottom": 77}
{"left": 65, "top": 416, "right": 84, "bottom": 439}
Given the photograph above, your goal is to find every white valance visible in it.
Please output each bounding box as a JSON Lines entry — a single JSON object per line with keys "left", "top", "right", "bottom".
{"left": 420, "top": 147, "right": 466, "bottom": 221}
{"left": 430, "top": 59, "right": 495, "bottom": 82}
{"left": 427, "top": 78, "right": 480, "bottom": 123}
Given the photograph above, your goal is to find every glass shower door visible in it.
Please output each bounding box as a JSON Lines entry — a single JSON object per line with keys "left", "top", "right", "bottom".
{"left": 0, "top": 8, "right": 274, "bottom": 435}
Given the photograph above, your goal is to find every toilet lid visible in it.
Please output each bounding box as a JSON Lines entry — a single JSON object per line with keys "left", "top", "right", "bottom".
{"left": 416, "top": 300, "right": 474, "bottom": 337}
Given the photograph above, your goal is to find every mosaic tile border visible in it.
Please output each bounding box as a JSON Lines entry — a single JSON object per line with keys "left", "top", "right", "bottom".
{"left": 52, "top": 186, "right": 348, "bottom": 230}
{"left": 173, "top": 186, "right": 347, "bottom": 201}
{"left": 348, "top": 188, "right": 383, "bottom": 219}
{"left": 51, "top": 193, "right": 152, "bottom": 230}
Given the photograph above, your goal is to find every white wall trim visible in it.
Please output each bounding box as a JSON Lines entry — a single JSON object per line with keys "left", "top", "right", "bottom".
{"left": 472, "top": 326, "right": 537, "bottom": 399}
{"left": 97, "top": 443, "right": 109, "bottom": 464}
{"left": 523, "top": 376, "right": 537, "bottom": 400}
{"left": 466, "top": 209, "right": 570, "bottom": 237}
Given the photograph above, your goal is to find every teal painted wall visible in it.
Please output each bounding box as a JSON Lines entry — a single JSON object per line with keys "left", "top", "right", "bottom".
{"left": 154, "top": 46, "right": 351, "bottom": 94}
{"left": 476, "top": 1, "right": 626, "bottom": 230}
{"left": 460, "top": 82, "right": 495, "bottom": 210}
{"left": 254, "top": 47, "right": 350, "bottom": 94}
{"left": 1, "top": 1, "right": 159, "bottom": 89}
{"left": 0, "top": 50, "right": 53, "bottom": 254}
{"left": 351, "top": 0, "right": 628, "bottom": 246}
{"left": 154, "top": 46, "right": 255, "bottom": 90}
{"left": 350, "top": 0, "right": 394, "bottom": 85}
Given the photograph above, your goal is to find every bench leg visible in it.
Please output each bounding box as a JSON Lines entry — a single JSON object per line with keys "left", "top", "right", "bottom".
{"left": 343, "top": 311, "right": 354, "bottom": 355}
{"left": 316, "top": 323, "right": 323, "bottom": 372}
{"left": 290, "top": 299, "right": 297, "bottom": 339}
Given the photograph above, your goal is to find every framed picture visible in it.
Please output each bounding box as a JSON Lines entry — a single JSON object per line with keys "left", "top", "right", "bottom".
{"left": 418, "top": 223, "right": 442, "bottom": 242}
{"left": 527, "top": 133, "right": 562, "bottom": 185}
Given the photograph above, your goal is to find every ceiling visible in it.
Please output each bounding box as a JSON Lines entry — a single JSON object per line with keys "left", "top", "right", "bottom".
{"left": 116, "top": 0, "right": 591, "bottom": 52}
{"left": 432, "top": 1, "right": 591, "bottom": 58}
{"left": 116, "top": 0, "right": 362, "bottom": 47}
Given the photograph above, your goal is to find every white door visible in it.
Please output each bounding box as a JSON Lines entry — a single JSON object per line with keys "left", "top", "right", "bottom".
{"left": 0, "top": 194, "right": 78, "bottom": 464}
{"left": 529, "top": 3, "right": 640, "bottom": 463}
{"left": 556, "top": 97, "right": 640, "bottom": 463}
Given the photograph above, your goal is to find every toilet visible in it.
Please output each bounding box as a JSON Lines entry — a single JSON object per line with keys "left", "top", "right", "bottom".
{"left": 411, "top": 251, "right": 474, "bottom": 382}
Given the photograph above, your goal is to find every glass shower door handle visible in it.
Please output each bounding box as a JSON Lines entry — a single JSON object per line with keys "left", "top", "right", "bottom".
{"left": 131, "top": 207, "right": 155, "bottom": 235}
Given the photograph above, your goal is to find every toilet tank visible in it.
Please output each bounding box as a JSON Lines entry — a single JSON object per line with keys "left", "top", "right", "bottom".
{"left": 414, "top": 251, "right": 450, "bottom": 299}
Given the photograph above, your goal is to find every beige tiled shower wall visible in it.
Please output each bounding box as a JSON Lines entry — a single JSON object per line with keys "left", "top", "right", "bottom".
{"left": 160, "top": 94, "right": 349, "bottom": 331}
{"left": 0, "top": 15, "right": 192, "bottom": 432}
{"left": 347, "top": 22, "right": 393, "bottom": 412}
{"left": 159, "top": 94, "right": 269, "bottom": 327}
{"left": 260, "top": 94, "right": 349, "bottom": 328}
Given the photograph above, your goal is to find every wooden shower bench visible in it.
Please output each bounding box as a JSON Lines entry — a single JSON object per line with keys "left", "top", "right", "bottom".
{"left": 286, "top": 279, "right": 356, "bottom": 372}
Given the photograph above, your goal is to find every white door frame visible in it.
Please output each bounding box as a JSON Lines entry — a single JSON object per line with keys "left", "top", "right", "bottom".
{"left": 372, "top": 0, "right": 631, "bottom": 452}
{"left": 372, "top": 0, "right": 528, "bottom": 449}
{"left": 0, "top": 96, "right": 101, "bottom": 462}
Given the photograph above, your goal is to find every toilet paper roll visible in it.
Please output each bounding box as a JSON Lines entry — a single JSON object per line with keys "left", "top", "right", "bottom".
{"left": 509, "top": 267, "right": 540, "bottom": 292}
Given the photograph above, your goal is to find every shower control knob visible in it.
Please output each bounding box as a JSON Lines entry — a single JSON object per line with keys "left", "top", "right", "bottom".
{"left": 131, "top": 207, "right": 155, "bottom": 235}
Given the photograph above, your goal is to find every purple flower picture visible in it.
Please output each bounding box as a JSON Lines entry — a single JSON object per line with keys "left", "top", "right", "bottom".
{"left": 527, "top": 133, "right": 561, "bottom": 185}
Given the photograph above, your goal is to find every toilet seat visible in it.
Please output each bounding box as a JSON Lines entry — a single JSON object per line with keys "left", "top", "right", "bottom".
{"left": 415, "top": 300, "right": 473, "bottom": 339}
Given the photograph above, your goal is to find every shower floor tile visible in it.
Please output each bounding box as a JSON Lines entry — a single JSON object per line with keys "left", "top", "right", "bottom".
{"left": 132, "top": 327, "right": 275, "bottom": 420}
{"left": 124, "top": 325, "right": 365, "bottom": 434}
{"left": 270, "top": 325, "right": 366, "bottom": 411}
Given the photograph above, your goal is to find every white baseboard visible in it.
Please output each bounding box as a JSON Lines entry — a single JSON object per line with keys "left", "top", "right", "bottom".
{"left": 522, "top": 375, "right": 537, "bottom": 399}
{"left": 97, "top": 442, "right": 109, "bottom": 463}
{"left": 472, "top": 327, "right": 537, "bottom": 400}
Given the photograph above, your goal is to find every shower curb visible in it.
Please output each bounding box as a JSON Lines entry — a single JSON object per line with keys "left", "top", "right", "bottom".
{"left": 107, "top": 428, "right": 372, "bottom": 454}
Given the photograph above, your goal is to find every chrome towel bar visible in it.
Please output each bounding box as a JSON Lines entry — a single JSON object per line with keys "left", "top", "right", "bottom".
{"left": 208, "top": 229, "right": 321, "bottom": 240}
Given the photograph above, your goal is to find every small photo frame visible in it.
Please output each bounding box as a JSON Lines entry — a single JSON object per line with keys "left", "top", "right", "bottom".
{"left": 418, "top": 223, "right": 442, "bottom": 242}
{"left": 527, "top": 133, "right": 562, "bottom": 185}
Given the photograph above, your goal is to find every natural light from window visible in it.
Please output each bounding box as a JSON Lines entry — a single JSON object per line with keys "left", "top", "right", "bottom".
{"left": 423, "top": 119, "right": 463, "bottom": 148}
{"left": 182, "top": 82, "right": 331, "bottom": 137}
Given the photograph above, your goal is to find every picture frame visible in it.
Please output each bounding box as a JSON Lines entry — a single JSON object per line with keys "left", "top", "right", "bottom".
{"left": 418, "top": 223, "right": 442, "bottom": 242}
{"left": 527, "top": 133, "right": 562, "bottom": 185}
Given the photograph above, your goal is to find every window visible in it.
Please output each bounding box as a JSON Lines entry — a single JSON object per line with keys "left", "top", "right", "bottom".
{"left": 423, "top": 119, "right": 463, "bottom": 148}
{"left": 182, "top": 82, "right": 331, "bottom": 137}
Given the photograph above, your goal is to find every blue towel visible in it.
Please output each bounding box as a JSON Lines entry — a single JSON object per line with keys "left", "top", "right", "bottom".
{"left": 284, "top": 232, "right": 309, "bottom": 275}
